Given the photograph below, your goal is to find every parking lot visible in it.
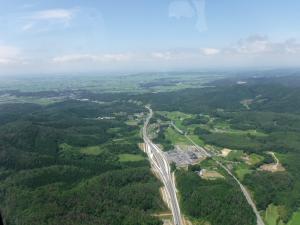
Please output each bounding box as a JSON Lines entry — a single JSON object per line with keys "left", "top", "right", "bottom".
{"left": 165, "top": 145, "right": 207, "bottom": 167}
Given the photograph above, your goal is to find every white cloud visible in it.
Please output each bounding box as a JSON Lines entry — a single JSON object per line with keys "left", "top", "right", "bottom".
{"left": 200, "top": 48, "right": 220, "bottom": 56}
{"left": 151, "top": 50, "right": 197, "bottom": 61}
{"left": 21, "top": 8, "right": 78, "bottom": 32}
{"left": 151, "top": 48, "right": 221, "bottom": 60}
{"left": 234, "top": 35, "right": 270, "bottom": 54}
{"left": 102, "top": 54, "right": 132, "bottom": 61}
{"left": 0, "top": 45, "right": 22, "bottom": 65}
{"left": 53, "top": 53, "right": 132, "bottom": 63}
{"left": 228, "top": 35, "right": 300, "bottom": 55}
{"left": 147, "top": 37, "right": 300, "bottom": 68}
{"left": 31, "top": 9, "right": 75, "bottom": 21}
{"left": 3, "top": 35, "right": 300, "bottom": 74}
{"left": 151, "top": 52, "right": 173, "bottom": 60}
{"left": 284, "top": 39, "right": 300, "bottom": 54}
{"left": 53, "top": 54, "right": 95, "bottom": 63}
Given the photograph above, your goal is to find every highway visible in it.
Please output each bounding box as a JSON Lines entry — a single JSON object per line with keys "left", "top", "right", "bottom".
{"left": 143, "top": 106, "right": 183, "bottom": 225}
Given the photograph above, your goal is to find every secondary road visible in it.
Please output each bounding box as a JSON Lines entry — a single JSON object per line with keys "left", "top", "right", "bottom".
{"left": 216, "top": 162, "right": 265, "bottom": 225}
{"left": 171, "top": 122, "right": 265, "bottom": 225}
{"left": 269, "top": 151, "right": 279, "bottom": 166}
{"left": 143, "top": 106, "right": 183, "bottom": 225}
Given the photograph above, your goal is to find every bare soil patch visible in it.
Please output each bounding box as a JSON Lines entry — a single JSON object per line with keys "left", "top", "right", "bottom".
{"left": 259, "top": 152, "right": 286, "bottom": 172}
{"left": 200, "top": 170, "right": 224, "bottom": 180}
{"left": 221, "top": 148, "right": 232, "bottom": 157}
{"left": 260, "top": 163, "right": 285, "bottom": 172}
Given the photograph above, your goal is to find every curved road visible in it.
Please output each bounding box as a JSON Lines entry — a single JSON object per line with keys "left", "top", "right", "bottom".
{"left": 171, "top": 122, "right": 265, "bottom": 225}
{"left": 143, "top": 106, "right": 183, "bottom": 225}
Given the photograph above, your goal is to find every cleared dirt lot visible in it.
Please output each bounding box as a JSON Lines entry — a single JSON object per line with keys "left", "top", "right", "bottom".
{"left": 200, "top": 170, "right": 225, "bottom": 180}
{"left": 259, "top": 152, "right": 285, "bottom": 172}
{"left": 221, "top": 148, "right": 232, "bottom": 157}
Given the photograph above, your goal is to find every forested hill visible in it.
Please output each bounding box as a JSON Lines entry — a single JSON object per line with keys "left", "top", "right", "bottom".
{"left": 135, "top": 77, "right": 300, "bottom": 114}
{"left": 210, "top": 74, "right": 300, "bottom": 88}
{"left": 0, "top": 100, "right": 165, "bottom": 225}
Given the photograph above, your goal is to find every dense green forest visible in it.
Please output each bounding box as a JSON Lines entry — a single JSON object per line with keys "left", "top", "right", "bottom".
{"left": 149, "top": 116, "right": 174, "bottom": 151}
{"left": 0, "top": 100, "right": 165, "bottom": 225}
{"left": 176, "top": 170, "right": 256, "bottom": 225}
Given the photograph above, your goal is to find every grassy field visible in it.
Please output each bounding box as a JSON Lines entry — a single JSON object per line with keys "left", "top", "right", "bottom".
{"left": 213, "top": 124, "right": 268, "bottom": 137}
{"left": 214, "top": 121, "right": 231, "bottom": 130}
{"left": 158, "top": 111, "right": 193, "bottom": 130}
{"left": 234, "top": 164, "right": 252, "bottom": 181}
{"left": 227, "top": 150, "right": 244, "bottom": 161}
{"left": 288, "top": 211, "right": 300, "bottom": 225}
{"left": 165, "top": 127, "right": 190, "bottom": 145}
{"left": 118, "top": 154, "right": 145, "bottom": 162}
{"left": 200, "top": 159, "right": 225, "bottom": 176}
{"left": 0, "top": 95, "right": 61, "bottom": 105}
{"left": 187, "top": 135, "right": 205, "bottom": 146}
{"left": 80, "top": 146, "right": 104, "bottom": 155}
{"left": 248, "top": 153, "right": 264, "bottom": 165}
{"left": 59, "top": 143, "right": 78, "bottom": 155}
{"left": 125, "top": 120, "right": 139, "bottom": 126}
{"left": 107, "top": 127, "right": 121, "bottom": 134}
{"left": 163, "top": 111, "right": 192, "bottom": 120}
{"left": 190, "top": 218, "right": 211, "bottom": 225}
{"left": 264, "top": 204, "right": 285, "bottom": 225}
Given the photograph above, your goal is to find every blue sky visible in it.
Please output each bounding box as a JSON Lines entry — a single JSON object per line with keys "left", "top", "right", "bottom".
{"left": 0, "top": 0, "right": 300, "bottom": 74}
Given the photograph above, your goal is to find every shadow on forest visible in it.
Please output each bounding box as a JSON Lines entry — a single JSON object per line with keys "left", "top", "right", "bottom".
{"left": 0, "top": 211, "right": 4, "bottom": 225}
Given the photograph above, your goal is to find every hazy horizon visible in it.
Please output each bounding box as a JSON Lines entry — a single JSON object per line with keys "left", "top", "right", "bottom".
{"left": 1, "top": 0, "right": 300, "bottom": 75}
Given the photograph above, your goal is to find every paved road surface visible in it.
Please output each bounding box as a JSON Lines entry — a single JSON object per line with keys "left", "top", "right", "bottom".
{"left": 143, "top": 106, "right": 183, "bottom": 225}
{"left": 269, "top": 151, "right": 279, "bottom": 166}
